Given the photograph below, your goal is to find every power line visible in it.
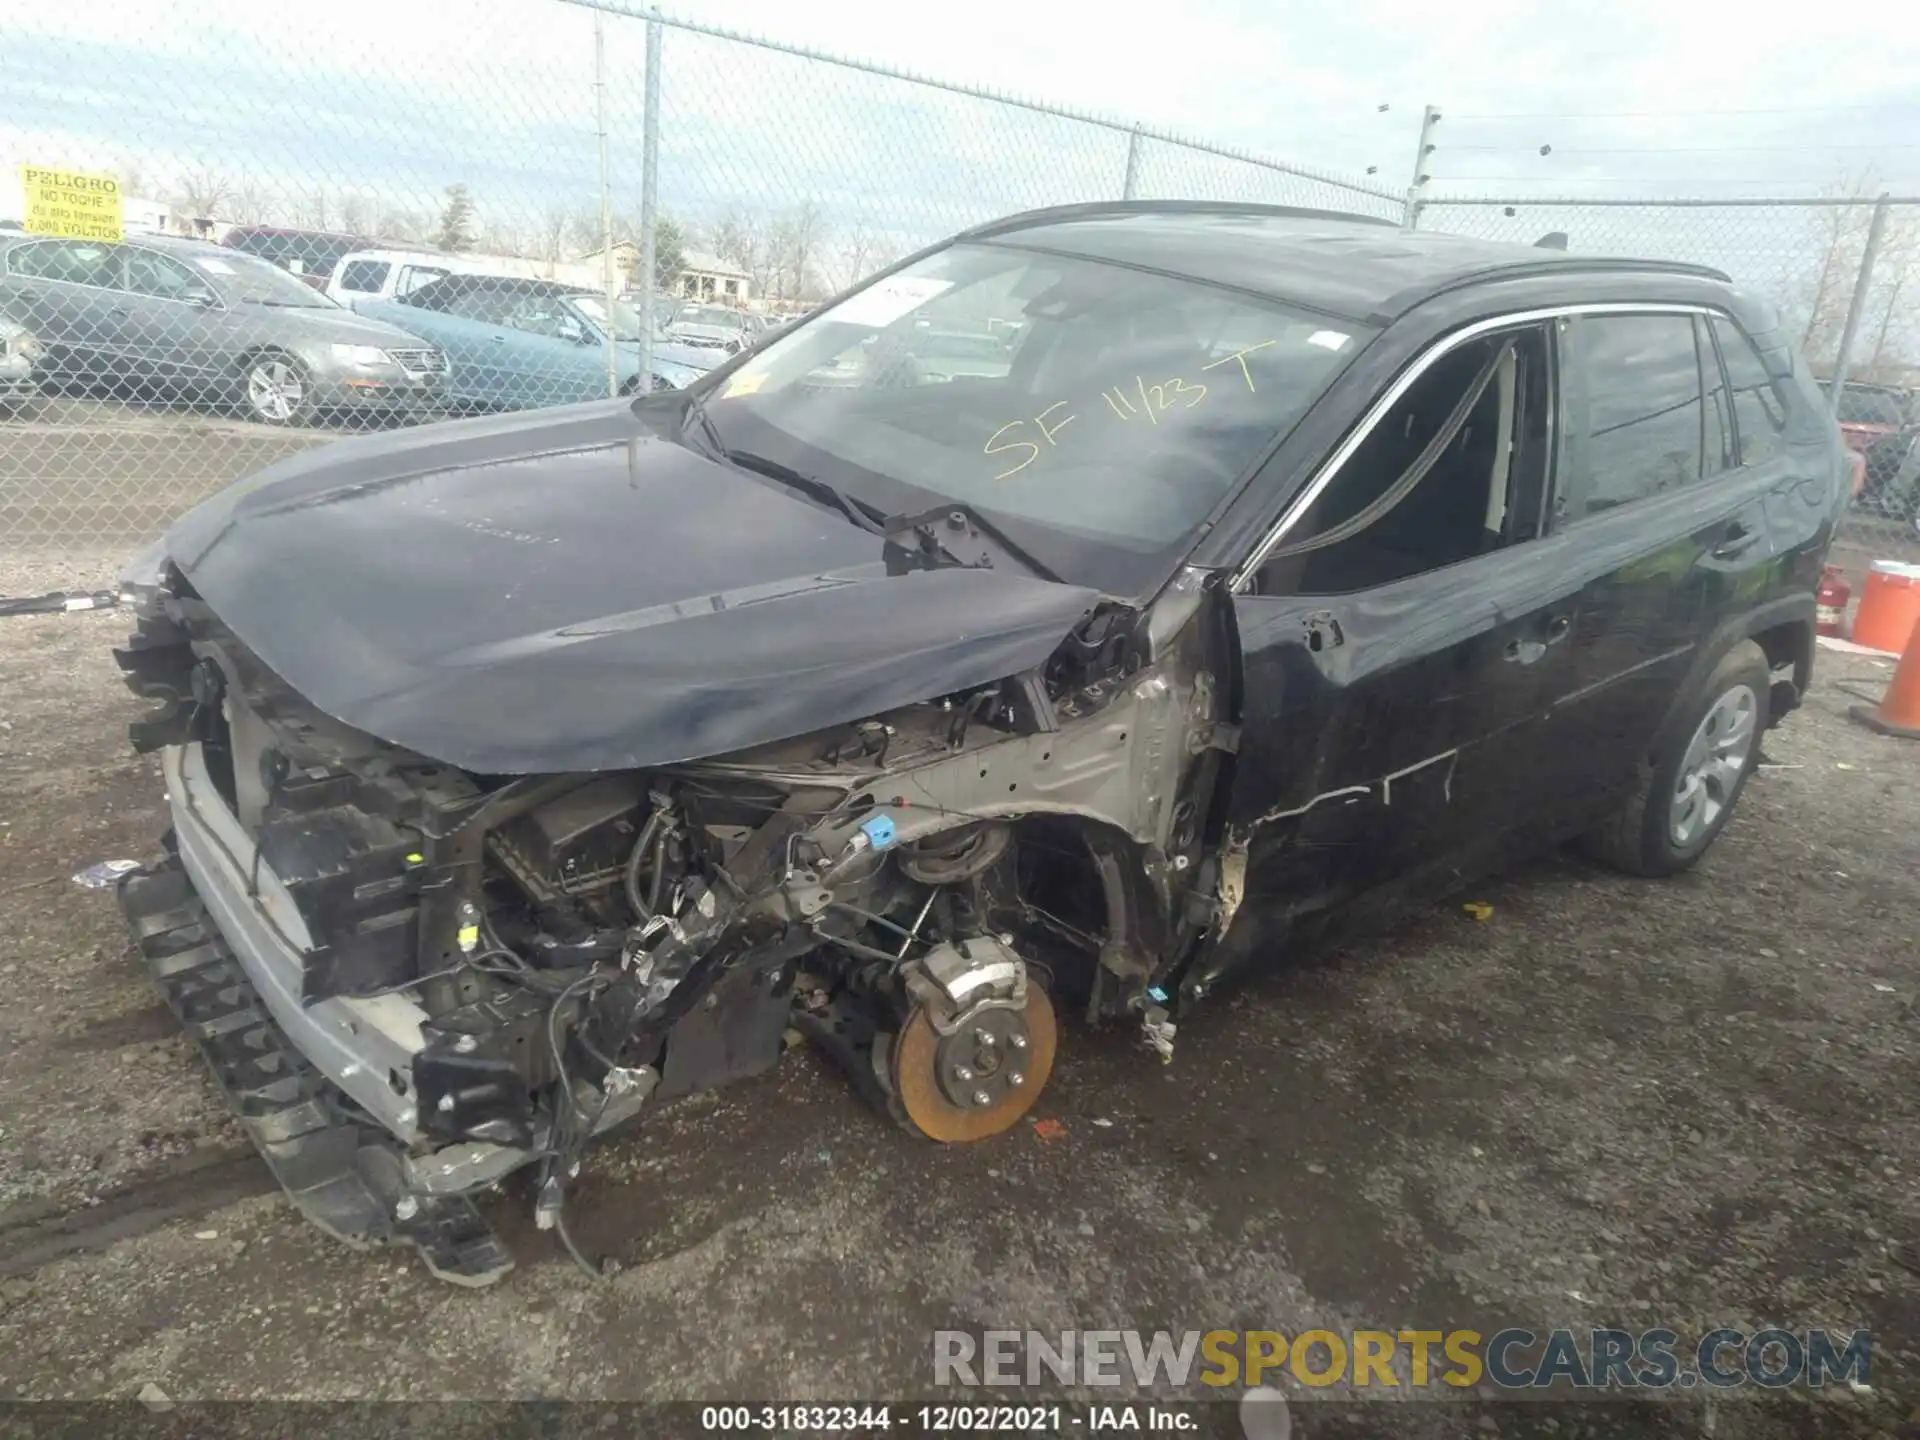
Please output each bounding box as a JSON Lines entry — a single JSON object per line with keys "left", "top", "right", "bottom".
{"left": 1438, "top": 175, "right": 1920, "bottom": 186}
{"left": 1449, "top": 102, "right": 1920, "bottom": 120}
{"left": 1445, "top": 143, "right": 1920, "bottom": 155}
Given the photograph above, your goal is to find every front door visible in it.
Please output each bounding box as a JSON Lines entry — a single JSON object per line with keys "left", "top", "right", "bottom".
{"left": 1223, "top": 319, "right": 1572, "bottom": 953}
{"left": 116, "top": 245, "right": 225, "bottom": 388}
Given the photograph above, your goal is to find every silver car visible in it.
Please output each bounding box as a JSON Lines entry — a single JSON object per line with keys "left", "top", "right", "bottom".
{"left": 0, "top": 232, "right": 447, "bottom": 426}
{"left": 0, "top": 315, "right": 39, "bottom": 411}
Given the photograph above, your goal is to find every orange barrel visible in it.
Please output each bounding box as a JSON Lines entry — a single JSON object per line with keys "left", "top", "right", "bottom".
{"left": 1851, "top": 560, "right": 1920, "bottom": 654}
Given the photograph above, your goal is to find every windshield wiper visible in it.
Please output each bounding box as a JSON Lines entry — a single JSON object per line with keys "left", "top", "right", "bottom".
{"left": 885, "top": 504, "right": 1063, "bottom": 585}
{"left": 725, "top": 450, "right": 890, "bottom": 537}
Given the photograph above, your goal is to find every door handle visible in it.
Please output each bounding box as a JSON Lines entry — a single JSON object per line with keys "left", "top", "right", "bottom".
{"left": 1546, "top": 613, "right": 1573, "bottom": 642}
{"left": 488, "top": 335, "right": 507, "bottom": 344}
{"left": 1711, "top": 521, "right": 1761, "bottom": 560}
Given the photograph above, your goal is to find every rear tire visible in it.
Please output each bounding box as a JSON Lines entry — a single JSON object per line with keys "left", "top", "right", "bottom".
{"left": 1581, "top": 640, "right": 1769, "bottom": 877}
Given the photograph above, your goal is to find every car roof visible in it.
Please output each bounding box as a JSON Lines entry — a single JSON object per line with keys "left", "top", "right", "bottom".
{"left": 961, "top": 202, "right": 1733, "bottom": 325}
{"left": 419, "top": 273, "right": 589, "bottom": 297}
{"left": 336, "top": 248, "right": 456, "bottom": 266}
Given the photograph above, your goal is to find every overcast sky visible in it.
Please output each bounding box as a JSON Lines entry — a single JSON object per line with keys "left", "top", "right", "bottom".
{"left": 3, "top": 0, "right": 1917, "bottom": 327}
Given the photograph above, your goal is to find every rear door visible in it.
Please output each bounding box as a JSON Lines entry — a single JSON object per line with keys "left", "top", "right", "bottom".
{"left": 1536, "top": 310, "right": 1775, "bottom": 825}
{"left": 0, "top": 239, "right": 125, "bottom": 380}
{"left": 1227, "top": 319, "right": 1576, "bottom": 933}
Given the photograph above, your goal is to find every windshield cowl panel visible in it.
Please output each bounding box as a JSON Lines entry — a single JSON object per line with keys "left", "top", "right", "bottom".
{"left": 694, "top": 242, "right": 1370, "bottom": 598}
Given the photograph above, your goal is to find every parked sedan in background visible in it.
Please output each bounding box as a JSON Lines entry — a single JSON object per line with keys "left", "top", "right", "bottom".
{"left": 0, "top": 316, "right": 41, "bottom": 412}
{"left": 665, "top": 302, "right": 761, "bottom": 356}
{"left": 0, "top": 233, "right": 448, "bottom": 426}
{"left": 359, "top": 275, "right": 714, "bottom": 412}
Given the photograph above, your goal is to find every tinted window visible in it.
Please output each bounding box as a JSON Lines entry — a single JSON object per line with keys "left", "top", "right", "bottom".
{"left": 1253, "top": 326, "right": 1554, "bottom": 596}
{"left": 9, "top": 239, "right": 117, "bottom": 288}
{"left": 441, "top": 285, "right": 521, "bottom": 324}
{"left": 395, "top": 264, "right": 449, "bottom": 296}
{"left": 1571, "top": 314, "right": 1702, "bottom": 516}
{"left": 336, "top": 259, "right": 389, "bottom": 294}
{"left": 123, "top": 248, "right": 204, "bottom": 300}
{"left": 1697, "top": 318, "right": 1734, "bottom": 477}
{"left": 1713, "top": 319, "right": 1789, "bottom": 466}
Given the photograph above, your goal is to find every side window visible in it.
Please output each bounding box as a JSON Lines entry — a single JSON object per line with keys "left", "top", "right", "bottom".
{"left": 336, "top": 260, "right": 389, "bottom": 294}
{"left": 442, "top": 286, "right": 516, "bottom": 324}
{"left": 1697, "top": 318, "right": 1735, "bottom": 477}
{"left": 1711, "top": 318, "right": 1788, "bottom": 467}
{"left": 1252, "top": 325, "right": 1554, "bottom": 597}
{"left": 9, "top": 240, "right": 118, "bottom": 288}
{"left": 1565, "top": 314, "right": 1702, "bottom": 517}
{"left": 396, "top": 265, "right": 449, "bottom": 296}
{"left": 123, "top": 249, "right": 203, "bottom": 300}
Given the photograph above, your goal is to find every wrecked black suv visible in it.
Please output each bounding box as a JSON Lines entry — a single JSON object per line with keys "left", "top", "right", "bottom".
{"left": 114, "top": 202, "right": 1849, "bottom": 1283}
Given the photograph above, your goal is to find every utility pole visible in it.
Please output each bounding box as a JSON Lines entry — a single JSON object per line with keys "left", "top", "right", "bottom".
{"left": 1403, "top": 105, "right": 1440, "bottom": 230}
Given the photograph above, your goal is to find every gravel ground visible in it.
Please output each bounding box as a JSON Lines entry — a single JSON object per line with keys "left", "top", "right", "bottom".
{"left": 0, "top": 540, "right": 1916, "bottom": 1439}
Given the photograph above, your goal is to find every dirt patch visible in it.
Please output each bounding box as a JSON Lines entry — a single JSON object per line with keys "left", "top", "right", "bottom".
{"left": 0, "top": 549, "right": 1914, "bottom": 1436}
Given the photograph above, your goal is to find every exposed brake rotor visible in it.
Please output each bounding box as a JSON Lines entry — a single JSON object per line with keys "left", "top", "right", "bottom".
{"left": 892, "top": 981, "right": 1057, "bottom": 1143}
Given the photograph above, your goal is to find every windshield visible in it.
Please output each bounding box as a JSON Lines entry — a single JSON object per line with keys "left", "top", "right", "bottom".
{"left": 194, "top": 251, "right": 338, "bottom": 309}
{"left": 676, "top": 305, "right": 744, "bottom": 330}
{"left": 699, "top": 242, "right": 1369, "bottom": 590}
{"left": 571, "top": 293, "right": 652, "bottom": 342}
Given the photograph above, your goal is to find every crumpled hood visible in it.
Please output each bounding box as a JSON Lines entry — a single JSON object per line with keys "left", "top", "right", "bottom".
{"left": 160, "top": 400, "right": 1100, "bottom": 774}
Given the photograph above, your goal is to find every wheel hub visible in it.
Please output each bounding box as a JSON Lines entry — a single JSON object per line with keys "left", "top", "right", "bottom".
{"left": 889, "top": 937, "right": 1057, "bottom": 1143}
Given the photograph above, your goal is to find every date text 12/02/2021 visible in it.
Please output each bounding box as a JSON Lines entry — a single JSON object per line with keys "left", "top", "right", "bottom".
{"left": 979, "top": 336, "right": 1332, "bottom": 482}
{"left": 696, "top": 1405, "right": 1209, "bottom": 1432}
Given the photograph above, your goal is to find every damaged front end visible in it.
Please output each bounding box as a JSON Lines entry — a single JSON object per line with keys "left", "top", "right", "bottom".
{"left": 113, "top": 563, "right": 1235, "bottom": 1283}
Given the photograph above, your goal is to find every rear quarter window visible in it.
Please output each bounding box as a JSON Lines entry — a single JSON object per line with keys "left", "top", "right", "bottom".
{"left": 1711, "top": 318, "right": 1790, "bottom": 467}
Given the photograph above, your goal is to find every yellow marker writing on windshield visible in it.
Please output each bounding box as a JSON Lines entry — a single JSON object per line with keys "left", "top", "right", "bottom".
{"left": 1202, "top": 339, "right": 1278, "bottom": 392}
{"left": 984, "top": 400, "right": 1076, "bottom": 480}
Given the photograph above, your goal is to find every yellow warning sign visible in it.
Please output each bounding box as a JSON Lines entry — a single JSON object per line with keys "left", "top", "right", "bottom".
{"left": 20, "top": 166, "right": 123, "bottom": 243}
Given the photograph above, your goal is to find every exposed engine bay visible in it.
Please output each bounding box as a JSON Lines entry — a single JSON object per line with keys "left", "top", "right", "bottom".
{"left": 113, "top": 565, "right": 1235, "bottom": 1281}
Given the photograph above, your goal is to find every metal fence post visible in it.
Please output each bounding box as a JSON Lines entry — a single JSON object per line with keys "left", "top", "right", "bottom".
{"left": 1828, "top": 192, "right": 1891, "bottom": 415}
{"left": 1403, "top": 105, "right": 1439, "bottom": 229}
{"left": 1122, "top": 126, "right": 1142, "bottom": 200}
{"left": 593, "top": 11, "right": 618, "bottom": 398}
{"left": 637, "top": 15, "right": 661, "bottom": 391}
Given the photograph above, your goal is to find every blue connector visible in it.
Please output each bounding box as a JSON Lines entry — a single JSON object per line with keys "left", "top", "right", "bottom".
{"left": 859, "top": 814, "right": 898, "bottom": 851}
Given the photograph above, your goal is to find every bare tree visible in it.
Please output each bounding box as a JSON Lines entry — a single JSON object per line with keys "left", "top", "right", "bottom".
{"left": 1797, "top": 174, "right": 1882, "bottom": 366}
{"left": 1866, "top": 208, "right": 1920, "bottom": 374}
{"left": 377, "top": 208, "right": 427, "bottom": 245}
{"left": 538, "top": 206, "right": 571, "bottom": 264}
{"left": 706, "top": 207, "right": 770, "bottom": 294}
{"left": 566, "top": 206, "right": 603, "bottom": 258}
{"left": 291, "top": 187, "right": 334, "bottom": 231}
{"left": 827, "top": 222, "right": 900, "bottom": 291}
{"left": 227, "top": 180, "right": 274, "bottom": 227}
{"left": 171, "top": 165, "right": 233, "bottom": 224}
{"left": 766, "top": 201, "right": 829, "bottom": 303}
{"left": 337, "top": 192, "right": 373, "bottom": 236}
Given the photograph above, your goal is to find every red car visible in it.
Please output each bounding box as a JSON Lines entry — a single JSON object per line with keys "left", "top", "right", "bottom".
{"left": 1822, "top": 379, "right": 1914, "bottom": 453}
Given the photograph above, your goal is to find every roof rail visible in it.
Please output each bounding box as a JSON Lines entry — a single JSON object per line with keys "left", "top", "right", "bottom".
{"left": 1376, "top": 253, "right": 1734, "bottom": 320}
{"left": 959, "top": 199, "right": 1400, "bottom": 243}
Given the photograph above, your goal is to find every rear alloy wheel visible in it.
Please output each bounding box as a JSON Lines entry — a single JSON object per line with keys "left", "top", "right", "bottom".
{"left": 241, "top": 353, "right": 314, "bottom": 426}
{"left": 1581, "top": 640, "right": 1770, "bottom": 876}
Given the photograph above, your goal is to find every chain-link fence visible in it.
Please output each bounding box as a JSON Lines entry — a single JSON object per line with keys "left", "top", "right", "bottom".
{"left": 3, "top": 0, "right": 1917, "bottom": 572}
{"left": 0, "top": 0, "right": 1399, "bottom": 552}
{"left": 1415, "top": 195, "right": 1920, "bottom": 563}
